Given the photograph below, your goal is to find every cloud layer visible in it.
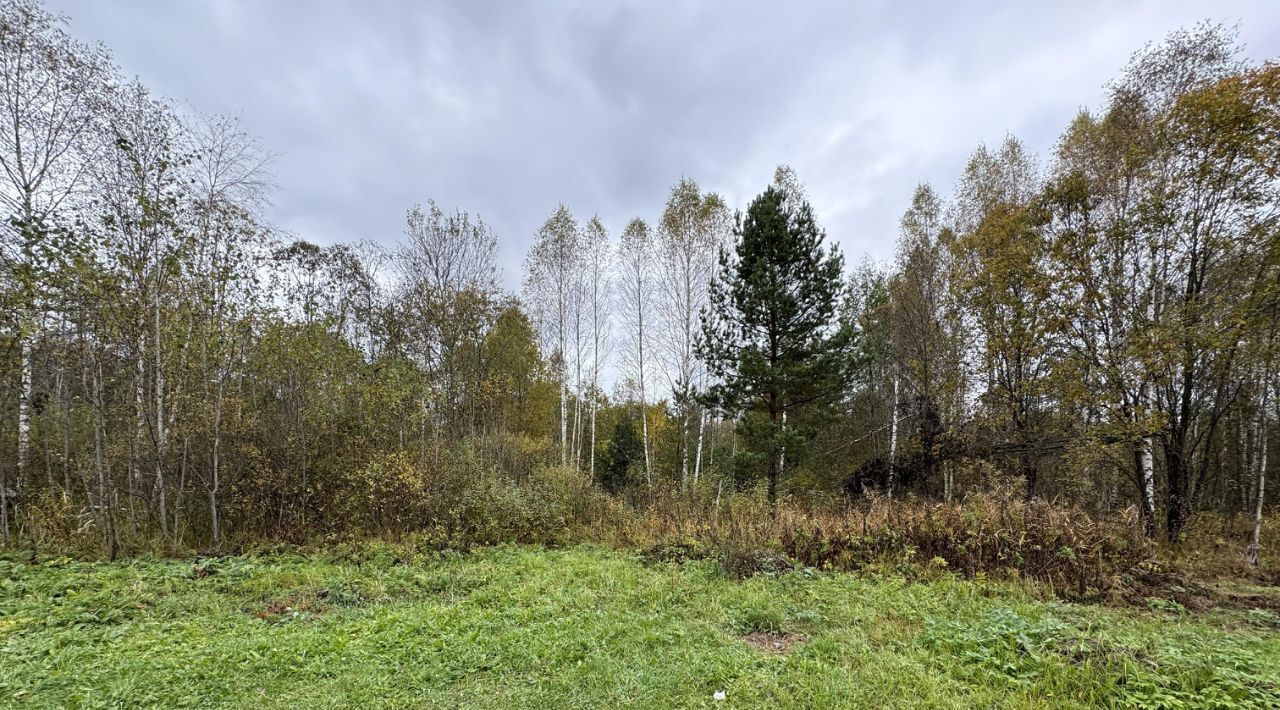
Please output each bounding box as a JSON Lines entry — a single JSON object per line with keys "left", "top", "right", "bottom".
{"left": 50, "top": 0, "right": 1280, "bottom": 288}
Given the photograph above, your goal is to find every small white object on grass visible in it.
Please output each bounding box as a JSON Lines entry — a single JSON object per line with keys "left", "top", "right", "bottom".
{"left": 714, "top": 690, "right": 726, "bottom": 701}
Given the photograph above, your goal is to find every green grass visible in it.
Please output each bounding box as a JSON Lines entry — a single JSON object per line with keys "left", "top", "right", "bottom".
{"left": 1, "top": 545, "right": 1278, "bottom": 708}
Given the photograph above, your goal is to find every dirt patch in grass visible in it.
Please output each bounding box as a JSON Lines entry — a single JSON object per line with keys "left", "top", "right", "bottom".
{"left": 742, "top": 631, "right": 806, "bottom": 654}
{"left": 1117, "top": 567, "right": 1280, "bottom": 613}
{"left": 251, "top": 592, "right": 329, "bottom": 621}
{"left": 1121, "top": 569, "right": 1217, "bottom": 611}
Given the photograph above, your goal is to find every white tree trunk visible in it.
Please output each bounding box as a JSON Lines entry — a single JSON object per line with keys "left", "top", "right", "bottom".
{"left": 639, "top": 396, "right": 652, "bottom": 486}
{"left": 17, "top": 332, "right": 32, "bottom": 486}
{"left": 1141, "top": 436, "right": 1157, "bottom": 527}
{"left": 888, "top": 374, "right": 900, "bottom": 496}
{"left": 577, "top": 398, "right": 584, "bottom": 472}
{"left": 92, "top": 362, "right": 108, "bottom": 543}
{"left": 708, "top": 416, "right": 715, "bottom": 469}
{"left": 589, "top": 398, "right": 597, "bottom": 480}
{"left": 693, "top": 410, "right": 706, "bottom": 485}
{"left": 638, "top": 321, "right": 652, "bottom": 485}
{"left": 1249, "top": 418, "right": 1267, "bottom": 565}
{"left": 1248, "top": 382, "right": 1270, "bottom": 566}
{"left": 132, "top": 332, "right": 146, "bottom": 529}
{"left": 681, "top": 412, "right": 690, "bottom": 489}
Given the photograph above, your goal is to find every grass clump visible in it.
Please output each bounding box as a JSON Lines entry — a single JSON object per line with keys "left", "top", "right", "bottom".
{"left": 731, "top": 601, "right": 787, "bottom": 635}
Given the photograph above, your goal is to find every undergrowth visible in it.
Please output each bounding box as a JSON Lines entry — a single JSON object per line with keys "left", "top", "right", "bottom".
{"left": 14, "top": 464, "right": 1280, "bottom": 605}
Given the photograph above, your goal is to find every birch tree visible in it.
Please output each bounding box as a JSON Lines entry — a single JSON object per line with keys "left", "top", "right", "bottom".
{"left": 523, "top": 204, "right": 580, "bottom": 466}
{"left": 1127, "top": 27, "right": 1280, "bottom": 539}
{"left": 616, "top": 217, "right": 654, "bottom": 483}
{"left": 656, "top": 178, "right": 729, "bottom": 486}
{"left": 0, "top": 0, "right": 110, "bottom": 511}
{"left": 889, "top": 184, "right": 964, "bottom": 493}
{"left": 583, "top": 215, "right": 611, "bottom": 479}
{"left": 1045, "top": 94, "right": 1165, "bottom": 535}
{"left": 91, "top": 81, "right": 192, "bottom": 536}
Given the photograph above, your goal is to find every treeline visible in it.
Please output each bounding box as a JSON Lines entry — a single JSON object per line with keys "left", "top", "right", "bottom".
{"left": 1, "top": 1, "right": 1277, "bottom": 556}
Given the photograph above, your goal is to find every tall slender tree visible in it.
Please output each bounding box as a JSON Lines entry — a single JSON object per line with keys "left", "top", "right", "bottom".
{"left": 657, "top": 178, "right": 728, "bottom": 486}
{"left": 523, "top": 205, "right": 581, "bottom": 466}
{"left": 616, "top": 218, "right": 655, "bottom": 484}
{"left": 583, "top": 215, "right": 611, "bottom": 480}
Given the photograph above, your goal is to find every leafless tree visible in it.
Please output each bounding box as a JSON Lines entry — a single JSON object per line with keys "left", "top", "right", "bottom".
{"left": 523, "top": 204, "right": 581, "bottom": 466}
{"left": 616, "top": 217, "right": 654, "bottom": 483}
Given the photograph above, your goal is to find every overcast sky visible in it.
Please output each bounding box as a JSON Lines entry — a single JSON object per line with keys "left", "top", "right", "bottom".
{"left": 46, "top": 0, "right": 1280, "bottom": 291}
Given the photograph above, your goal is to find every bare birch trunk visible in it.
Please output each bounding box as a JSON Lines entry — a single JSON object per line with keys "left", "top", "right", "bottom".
{"left": 681, "top": 411, "right": 690, "bottom": 489}
{"left": 1248, "top": 381, "right": 1270, "bottom": 566}
{"left": 589, "top": 398, "right": 597, "bottom": 480}
{"left": 1, "top": 422, "right": 9, "bottom": 547}
{"left": 639, "top": 323, "right": 652, "bottom": 485}
{"left": 694, "top": 409, "right": 706, "bottom": 485}
{"left": 577, "top": 396, "right": 584, "bottom": 471}
{"left": 132, "top": 332, "right": 145, "bottom": 531}
{"left": 17, "top": 332, "right": 32, "bottom": 495}
{"left": 92, "top": 358, "right": 117, "bottom": 559}
{"left": 887, "top": 374, "right": 900, "bottom": 496}
{"left": 1141, "top": 436, "right": 1157, "bottom": 535}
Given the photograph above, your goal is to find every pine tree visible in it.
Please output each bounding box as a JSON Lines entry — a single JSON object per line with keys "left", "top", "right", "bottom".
{"left": 697, "top": 184, "right": 856, "bottom": 509}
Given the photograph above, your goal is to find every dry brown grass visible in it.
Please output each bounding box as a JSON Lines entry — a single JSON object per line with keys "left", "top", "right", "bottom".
{"left": 586, "top": 488, "right": 1152, "bottom": 598}
{"left": 742, "top": 631, "right": 806, "bottom": 654}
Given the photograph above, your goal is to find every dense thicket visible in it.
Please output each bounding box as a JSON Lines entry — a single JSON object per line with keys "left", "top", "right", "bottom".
{"left": 0, "top": 2, "right": 1276, "bottom": 558}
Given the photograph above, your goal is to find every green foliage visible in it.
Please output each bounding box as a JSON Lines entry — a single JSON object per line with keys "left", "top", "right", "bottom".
{"left": 924, "top": 608, "right": 1077, "bottom": 686}
{"left": 1146, "top": 596, "right": 1188, "bottom": 614}
{"left": 600, "top": 416, "right": 642, "bottom": 492}
{"left": 926, "top": 606, "right": 1280, "bottom": 708}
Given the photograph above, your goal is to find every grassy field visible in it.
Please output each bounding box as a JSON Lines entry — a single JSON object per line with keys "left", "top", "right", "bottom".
{"left": 1, "top": 545, "right": 1279, "bottom": 708}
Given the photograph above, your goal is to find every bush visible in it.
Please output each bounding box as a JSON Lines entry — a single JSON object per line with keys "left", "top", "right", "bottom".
{"left": 719, "top": 541, "right": 794, "bottom": 579}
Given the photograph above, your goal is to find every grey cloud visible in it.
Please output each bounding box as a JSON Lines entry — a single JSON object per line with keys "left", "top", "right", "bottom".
{"left": 48, "top": 0, "right": 1280, "bottom": 287}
